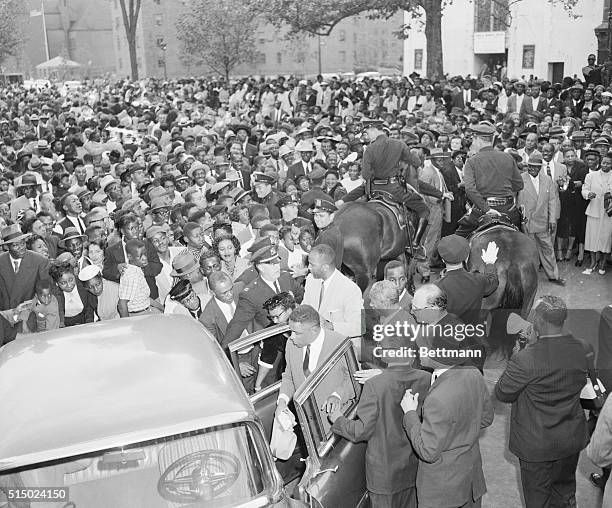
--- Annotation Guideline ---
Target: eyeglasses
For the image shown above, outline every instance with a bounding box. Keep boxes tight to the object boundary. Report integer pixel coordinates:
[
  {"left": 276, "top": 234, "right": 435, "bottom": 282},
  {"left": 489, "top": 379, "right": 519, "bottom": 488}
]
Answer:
[{"left": 410, "top": 304, "right": 432, "bottom": 312}]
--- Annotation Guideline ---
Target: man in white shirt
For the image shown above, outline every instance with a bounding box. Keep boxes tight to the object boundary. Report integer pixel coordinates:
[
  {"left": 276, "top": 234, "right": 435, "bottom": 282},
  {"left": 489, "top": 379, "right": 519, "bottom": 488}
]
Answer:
[
  {"left": 274, "top": 304, "right": 352, "bottom": 421},
  {"left": 303, "top": 244, "right": 363, "bottom": 337}
]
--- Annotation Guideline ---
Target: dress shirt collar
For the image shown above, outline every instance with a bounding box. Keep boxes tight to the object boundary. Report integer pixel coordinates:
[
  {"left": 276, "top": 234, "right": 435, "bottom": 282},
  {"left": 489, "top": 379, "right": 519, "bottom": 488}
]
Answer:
[
  {"left": 431, "top": 367, "right": 449, "bottom": 385},
  {"left": 304, "top": 327, "right": 326, "bottom": 367}
]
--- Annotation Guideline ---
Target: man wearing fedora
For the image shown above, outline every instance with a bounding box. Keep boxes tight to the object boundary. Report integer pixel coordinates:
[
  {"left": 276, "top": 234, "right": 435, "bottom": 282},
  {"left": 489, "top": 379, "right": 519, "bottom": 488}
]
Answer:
[
  {"left": 402, "top": 284, "right": 493, "bottom": 508},
  {"left": 517, "top": 154, "right": 565, "bottom": 285},
  {"left": 11, "top": 171, "right": 41, "bottom": 219},
  {"left": 0, "top": 224, "right": 50, "bottom": 344},
  {"left": 287, "top": 140, "right": 315, "bottom": 182}
]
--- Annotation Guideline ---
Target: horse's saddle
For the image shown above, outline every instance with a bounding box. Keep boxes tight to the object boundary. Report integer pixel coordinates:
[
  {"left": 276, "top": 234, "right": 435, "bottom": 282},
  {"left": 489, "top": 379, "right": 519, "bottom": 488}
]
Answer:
[
  {"left": 470, "top": 216, "right": 518, "bottom": 243},
  {"left": 369, "top": 192, "right": 407, "bottom": 230}
]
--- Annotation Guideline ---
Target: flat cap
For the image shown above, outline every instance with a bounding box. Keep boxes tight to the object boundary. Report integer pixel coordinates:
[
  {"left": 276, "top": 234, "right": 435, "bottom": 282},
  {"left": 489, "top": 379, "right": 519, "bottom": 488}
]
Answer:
[{"left": 437, "top": 234, "right": 470, "bottom": 264}]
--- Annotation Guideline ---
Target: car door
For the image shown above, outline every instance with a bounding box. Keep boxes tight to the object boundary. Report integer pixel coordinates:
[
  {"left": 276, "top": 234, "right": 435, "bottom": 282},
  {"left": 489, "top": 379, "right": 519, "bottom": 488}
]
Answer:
[{"left": 293, "top": 339, "right": 368, "bottom": 508}]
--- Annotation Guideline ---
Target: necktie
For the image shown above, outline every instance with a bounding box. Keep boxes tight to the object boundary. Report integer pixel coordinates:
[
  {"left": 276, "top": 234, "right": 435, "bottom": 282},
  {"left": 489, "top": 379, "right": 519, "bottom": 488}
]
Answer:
[
  {"left": 546, "top": 163, "right": 551, "bottom": 177},
  {"left": 318, "top": 281, "right": 325, "bottom": 310},
  {"left": 13, "top": 260, "right": 19, "bottom": 273},
  {"left": 431, "top": 373, "right": 438, "bottom": 386},
  {"left": 303, "top": 344, "right": 311, "bottom": 377},
  {"left": 31, "top": 198, "right": 37, "bottom": 211},
  {"left": 273, "top": 280, "right": 281, "bottom": 294}
]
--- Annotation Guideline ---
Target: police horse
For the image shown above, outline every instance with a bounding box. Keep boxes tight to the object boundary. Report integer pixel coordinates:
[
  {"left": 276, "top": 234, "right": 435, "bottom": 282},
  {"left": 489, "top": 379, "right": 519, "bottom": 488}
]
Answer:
[{"left": 335, "top": 185, "right": 539, "bottom": 359}]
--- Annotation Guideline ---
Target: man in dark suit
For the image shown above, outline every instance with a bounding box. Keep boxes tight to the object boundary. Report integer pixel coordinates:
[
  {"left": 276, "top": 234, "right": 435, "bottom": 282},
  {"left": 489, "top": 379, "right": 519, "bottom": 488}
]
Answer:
[
  {"left": 0, "top": 224, "right": 51, "bottom": 344},
  {"left": 286, "top": 140, "right": 315, "bottom": 182},
  {"left": 330, "top": 283, "right": 430, "bottom": 507},
  {"left": 275, "top": 304, "right": 351, "bottom": 420},
  {"left": 225, "top": 238, "right": 303, "bottom": 346},
  {"left": 235, "top": 124, "right": 258, "bottom": 164},
  {"left": 539, "top": 87, "right": 561, "bottom": 115},
  {"left": 403, "top": 283, "right": 493, "bottom": 508},
  {"left": 436, "top": 235, "right": 499, "bottom": 326},
  {"left": 495, "top": 295, "right": 589, "bottom": 508},
  {"left": 564, "top": 85, "right": 585, "bottom": 117},
  {"left": 441, "top": 150, "right": 467, "bottom": 235},
  {"left": 200, "top": 271, "right": 258, "bottom": 391},
  {"left": 452, "top": 81, "right": 477, "bottom": 111}
]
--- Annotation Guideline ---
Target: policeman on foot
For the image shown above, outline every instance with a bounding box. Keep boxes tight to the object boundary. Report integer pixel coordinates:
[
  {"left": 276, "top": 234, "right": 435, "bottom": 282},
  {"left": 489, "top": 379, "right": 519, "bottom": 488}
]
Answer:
[
  {"left": 343, "top": 119, "right": 430, "bottom": 260},
  {"left": 311, "top": 199, "right": 344, "bottom": 269},
  {"left": 456, "top": 123, "right": 524, "bottom": 237}
]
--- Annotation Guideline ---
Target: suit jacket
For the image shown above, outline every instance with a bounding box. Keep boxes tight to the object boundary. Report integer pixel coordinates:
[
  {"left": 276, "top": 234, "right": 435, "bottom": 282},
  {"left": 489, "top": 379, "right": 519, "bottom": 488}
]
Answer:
[
  {"left": 564, "top": 98, "right": 584, "bottom": 117},
  {"left": 286, "top": 160, "right": 309, "bottom": 183},
  {"left": 280, "top": 328, "right": 350, "bottom": 403},
  {"left": 451, "top": 89, "right": 477, "bottom": 110},
  {"left": 54, "top": 280, "right": 97, "bottom": 326},
  {"left": 224, "top": 273, "right": 303, "bottom": 344},
  {"left": 102, "top": 239, "right": 163, "bottom": 299},
  {"left": 517, "top": 171, "right": 557, "bottom": 233},
  {"left": 586, "top": 395, "right": 612, "bottom": 508},
  {"left": 200, "top": 296, "right": 254, "bottom": 349},
  {"left": 495, "top": 334, "right": 589, "bottom": 462},
  {"left": 403, "top": 366, "right": 493, "bottom": 507},
  {"left": 302, "top": 270, "right": 363, "bottom": 337},
  {"left": 440, "top": 162, "right": 466, "bottom": 234},
  {"left": 243, "top": 143, "right": 258, "bottom": 163},
  {"left": 545, "top": 160, "right": 567, "bottom": 220},
  {"left": 332, "top": 365, "right": 431, "bottom": 494},
  {"left": 0, "top": 251, "right": 50, "bottom": 343},
  {"left": 538, "top": 97, "right": 561, "bottom": 114},
  {"left": 44, "top": 235, "right": 59, "bottom": 259},
  {"left": 436, "top": 265, "right": 498, "bottom": 326}
]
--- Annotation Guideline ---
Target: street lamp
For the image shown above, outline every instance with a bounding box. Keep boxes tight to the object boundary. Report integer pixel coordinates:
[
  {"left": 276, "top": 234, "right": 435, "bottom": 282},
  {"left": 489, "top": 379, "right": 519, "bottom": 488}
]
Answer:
[{"left": 157, "top": 39, "right": 168, "bottom": 80}]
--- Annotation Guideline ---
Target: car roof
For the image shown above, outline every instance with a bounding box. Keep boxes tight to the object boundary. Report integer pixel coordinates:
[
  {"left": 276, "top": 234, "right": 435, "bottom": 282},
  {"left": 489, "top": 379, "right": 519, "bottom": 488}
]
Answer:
[{"left": 0, "top": 315, "right": 253, "bottom": 470}]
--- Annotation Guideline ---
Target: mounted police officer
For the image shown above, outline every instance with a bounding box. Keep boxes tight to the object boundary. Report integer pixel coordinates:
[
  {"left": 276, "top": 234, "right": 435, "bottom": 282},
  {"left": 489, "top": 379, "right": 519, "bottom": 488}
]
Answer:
[
  {"left": 343, "top": 119, "right": 430, "bottom": 260},
  {"left": 456, "top": 123, "right": 524, "bottom": 237}
]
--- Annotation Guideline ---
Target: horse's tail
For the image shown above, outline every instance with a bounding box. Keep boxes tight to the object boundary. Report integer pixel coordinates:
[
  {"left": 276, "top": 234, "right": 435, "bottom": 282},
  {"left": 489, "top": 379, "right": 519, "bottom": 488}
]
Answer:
[{"left": 501, "top": 263, "right": 524, "bottom": 310}]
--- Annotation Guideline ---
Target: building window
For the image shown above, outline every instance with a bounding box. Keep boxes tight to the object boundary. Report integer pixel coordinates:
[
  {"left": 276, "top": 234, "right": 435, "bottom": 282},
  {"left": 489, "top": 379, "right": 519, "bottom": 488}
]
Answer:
[
  {"left": 118, "top": 57, "right": 122, "bottom": 68},
  {"left": 115, "top": 17, "right": 121, "bottom": 29},
  {"left": 276, "top": 52, "right": 282, "bottom": 64},
  {"left": 156, "top": 37, "right": 164, "bottom": 46},
  {"left": 522, "top": 45, "right": 535, "bottom": 68},
  {"left": 474, "top": 0, "right": 509, "bottom": 32},
  {"left": 296, "top": 52, "right": 305, "bottom": 63},
  {"left": 339, "top": 50, "right": 346, "bottom": 62},
  {"left": 158, "top": 58, "right": 165, "bottom": 67},
  {"left": 258, "top": 32, "right": 265, "bottom": 44},
  {"left": 155, "top": 14, "right": 163, "bottom": 26},
  {"left": 339, "top": 30, "right": 345, "bottom": 42},
  {"left": 414, "top": 49, "right": 423, "bottom": 69}
]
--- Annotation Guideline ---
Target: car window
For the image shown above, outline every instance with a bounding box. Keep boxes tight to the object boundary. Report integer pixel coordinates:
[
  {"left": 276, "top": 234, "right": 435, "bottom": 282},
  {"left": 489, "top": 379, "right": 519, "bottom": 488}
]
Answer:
[
  {"left": 0, "top": 422, "right": 281, "bottom": 508},
  {"left": 228, "top": 324, "right": 290, "bottom": 389},
  {"left": 293, "top": 339, "right": 361, "bottom": 461}
]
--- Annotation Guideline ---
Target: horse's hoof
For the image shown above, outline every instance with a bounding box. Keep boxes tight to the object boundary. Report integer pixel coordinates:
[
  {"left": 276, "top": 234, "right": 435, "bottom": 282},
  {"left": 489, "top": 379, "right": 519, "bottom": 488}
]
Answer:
[{"left": 575, "top": 259, "right": 584, "bottom": 267}]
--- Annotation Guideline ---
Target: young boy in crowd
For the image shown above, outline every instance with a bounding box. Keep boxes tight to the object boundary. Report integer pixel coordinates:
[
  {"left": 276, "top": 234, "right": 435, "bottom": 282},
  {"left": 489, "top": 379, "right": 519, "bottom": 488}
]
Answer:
[
  {"left": 118, "top": 239, "right": 163, "bottom": 317},
  {"left": 32, "top": 279, "right": 61, "bottom": 332}
]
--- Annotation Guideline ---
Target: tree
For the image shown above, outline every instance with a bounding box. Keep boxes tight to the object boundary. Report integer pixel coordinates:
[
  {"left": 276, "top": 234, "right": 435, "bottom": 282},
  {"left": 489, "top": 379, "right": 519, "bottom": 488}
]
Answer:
[
  {"left": 176, "top": 0, "right": 260, "bottom": 83},
  {"left": 118, "top": 0, "right": 142, "bottom": 80},
  {"left": 260, "top": 0, "right": 579, "bottom": 79},
  {"left": 0, "top": 0, "right": 24, "bottom": 64}
]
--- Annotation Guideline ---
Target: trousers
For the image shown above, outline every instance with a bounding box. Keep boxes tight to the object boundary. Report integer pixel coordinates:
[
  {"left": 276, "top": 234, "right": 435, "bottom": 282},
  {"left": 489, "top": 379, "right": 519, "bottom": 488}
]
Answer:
[
  {"left": 528, "top": 232, "right": 559, "bottom": 280},
  {"left": 455, "top": 202, "right": 521, "bottom": 237},
  {"left": 371, "top": 182, "right": 430, "bottom": 219},
  {"left": 519, "top": 453, "right": 579, "bottom": 508}
]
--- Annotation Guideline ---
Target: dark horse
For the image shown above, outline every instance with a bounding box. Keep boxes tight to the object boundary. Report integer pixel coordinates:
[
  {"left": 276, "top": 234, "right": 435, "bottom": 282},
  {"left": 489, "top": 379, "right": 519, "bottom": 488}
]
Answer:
[
  {"left": 468, "top": 224, "right": 539, "bottom": 358},
  {"left": 335, "top": 200, "right": 413, "bottom": 292},
  {"left": 336, "top": 202, "right": 539, "bottom": 358}
]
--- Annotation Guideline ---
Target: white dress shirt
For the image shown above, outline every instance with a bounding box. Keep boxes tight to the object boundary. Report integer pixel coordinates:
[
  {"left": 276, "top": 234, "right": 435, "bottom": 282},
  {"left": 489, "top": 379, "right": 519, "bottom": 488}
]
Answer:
[
  {"left": 431, "top": 367, "right": 449, "bottom": 386},
  {"left": 529, "top": 174, "right": 540, "bottom": 195},
  {"left": 63, "top": 285, "right": 84, "bottom": 317}
]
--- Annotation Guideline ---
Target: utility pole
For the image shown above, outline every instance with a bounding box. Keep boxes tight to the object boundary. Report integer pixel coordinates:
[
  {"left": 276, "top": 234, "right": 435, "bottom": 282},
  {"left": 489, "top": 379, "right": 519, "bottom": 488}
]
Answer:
[
  {"left": 157, "top": 39, "right": 168, "bottom": 80},
  {"left": 317, "top": 35, "right": 322, "bottom": 75}
]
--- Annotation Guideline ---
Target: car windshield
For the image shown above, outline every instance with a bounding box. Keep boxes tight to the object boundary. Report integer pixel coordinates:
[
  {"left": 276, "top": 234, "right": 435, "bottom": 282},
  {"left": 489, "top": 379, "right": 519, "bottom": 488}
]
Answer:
[{"left": 0, "top": 422, "right": 274, "bottom": 508}]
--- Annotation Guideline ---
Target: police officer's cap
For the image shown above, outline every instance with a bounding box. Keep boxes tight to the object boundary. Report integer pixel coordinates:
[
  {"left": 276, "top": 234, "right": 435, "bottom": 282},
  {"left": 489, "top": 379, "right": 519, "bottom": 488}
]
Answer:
[
  {"left": 252, "top": 172, "right": 277, "bottom": 185},
  {"left": 437, "top": 235, "right": 470, "bottom": 264},
  {"left": 593, "top": 137, "right": 611, "bottom": 147},
  {"left": 169, "top": 279, "right": 194, "bottom": 301},
  {"left": 468, "top": 123, "right": 496, "bottom": 138},
  {"left": 311, "top": 199, "right": 337, "bottom": 214},
  {"left": 251, "top": 239, "right": 281, "bottom": 264},
  {"left": 583, "top": 148, "right": 602, "bottom": 158},
  {"left": 361, "top": 119, "right": 384, "bottom": 131}
]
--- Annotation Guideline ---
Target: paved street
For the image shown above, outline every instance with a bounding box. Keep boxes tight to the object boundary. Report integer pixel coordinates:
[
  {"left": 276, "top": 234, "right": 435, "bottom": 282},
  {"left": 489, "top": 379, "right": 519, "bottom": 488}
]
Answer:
[{"left": 477, "top": 261, "right": 611, "bottom": 508}]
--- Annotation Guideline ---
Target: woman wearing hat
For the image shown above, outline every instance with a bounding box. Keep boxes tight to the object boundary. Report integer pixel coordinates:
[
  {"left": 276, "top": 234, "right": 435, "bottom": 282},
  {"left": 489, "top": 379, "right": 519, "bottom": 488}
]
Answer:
[{"left": 49, "top": 259, "right": 97, "bottom": 327}]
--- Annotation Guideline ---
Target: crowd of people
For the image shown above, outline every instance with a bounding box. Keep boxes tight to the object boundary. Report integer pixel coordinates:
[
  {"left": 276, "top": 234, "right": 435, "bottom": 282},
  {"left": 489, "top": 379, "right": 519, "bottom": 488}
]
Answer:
[{"left": 0, "top": 52, "right": 611, "bottom": 506}]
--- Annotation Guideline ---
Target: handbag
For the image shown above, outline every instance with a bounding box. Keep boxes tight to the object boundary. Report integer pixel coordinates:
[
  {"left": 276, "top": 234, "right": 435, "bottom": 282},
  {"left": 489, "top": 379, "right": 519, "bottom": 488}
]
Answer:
[
  {"left": 270, "top": 408, "right": 297, "bottom": 460},
  {"left": 580, "top": 343, "right": 607, "bottom": 411}
]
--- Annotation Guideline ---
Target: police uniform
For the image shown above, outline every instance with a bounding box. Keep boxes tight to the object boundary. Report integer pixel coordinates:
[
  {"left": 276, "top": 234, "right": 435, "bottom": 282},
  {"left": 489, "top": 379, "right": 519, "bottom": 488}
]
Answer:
[
  {"left": 252, "top": 172, "right": 285, "bottom": 220},
  {"left": 344, "top": 119, "right": 429, "bottom": 260},
  {"left": 224, "top": 239, "right": 303, "bottom": 347},
  {"left": 276, "top": 195, "right": 313, "bottom": 229},
  {"left": 456, "top": 124, "right": 524, "bottom": 237},
  {"left": 311, "top": 199, "right": 344, "bottom": 269}
]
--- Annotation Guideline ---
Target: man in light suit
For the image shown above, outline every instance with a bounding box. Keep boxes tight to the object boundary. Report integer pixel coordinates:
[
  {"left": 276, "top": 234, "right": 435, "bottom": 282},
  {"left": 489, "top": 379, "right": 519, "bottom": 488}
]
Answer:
[
  {"left": 0, "top": 224, "right": 50, "bottom": 344},
  {"left": 402, "top": 284, "right": 493, "bottom": 508},
  {"left": 303, "top": 244, "right": 363, "bottom": 338},
  {"left": 517, "top": 154, "right": 565, "bottom": 285},
  {"left": 275, "top": 304, "right": 352, "bottom": 420},
  {"left": 286, "top": 140, "right": 315, "bottom": 182}
]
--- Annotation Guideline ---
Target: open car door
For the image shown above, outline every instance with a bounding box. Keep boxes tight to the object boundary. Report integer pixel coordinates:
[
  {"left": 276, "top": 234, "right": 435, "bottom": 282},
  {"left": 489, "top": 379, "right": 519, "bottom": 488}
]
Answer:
[{"left": 293, "top": 338, "right": 368, "bottom": 508}]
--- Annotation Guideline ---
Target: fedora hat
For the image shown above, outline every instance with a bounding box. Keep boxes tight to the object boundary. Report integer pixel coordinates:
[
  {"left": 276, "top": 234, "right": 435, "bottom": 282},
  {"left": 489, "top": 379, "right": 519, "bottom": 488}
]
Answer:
[
  {"left": 1, "top": 224, "right": 31, "bottom": 245},
  {"left": 15, "top": 172, "right": 40, "bottom": 189},
  {"left": 58, "top": 227, "right": 87, "bottom": 249},
  {"left": 99, "top": 174, "right": 117, "bottom": 192},
  {"left": 170, "top": 251, "right": 199, "bottom": 277}
]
